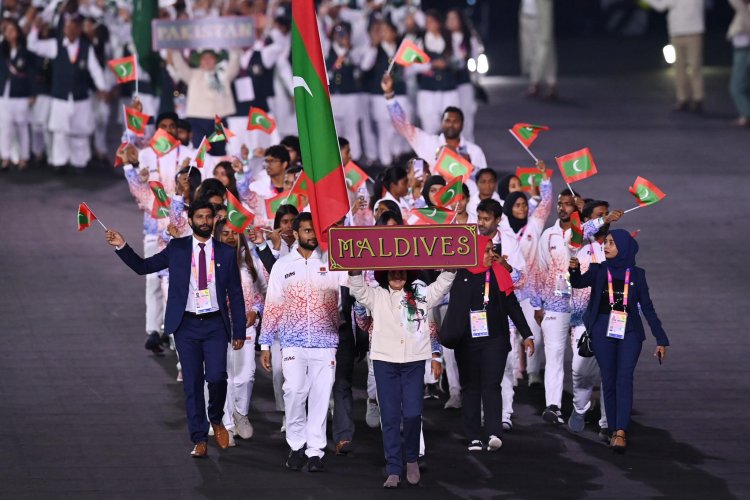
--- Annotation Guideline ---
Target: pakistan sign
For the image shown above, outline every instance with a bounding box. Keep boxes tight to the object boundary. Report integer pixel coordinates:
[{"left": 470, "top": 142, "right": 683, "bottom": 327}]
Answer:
[{"left": 152, "top": 17, "right": 255, "bottom": 50}]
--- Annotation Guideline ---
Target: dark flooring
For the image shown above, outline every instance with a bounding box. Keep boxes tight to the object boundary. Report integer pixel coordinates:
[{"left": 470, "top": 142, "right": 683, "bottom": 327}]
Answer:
[{"left": 1, "top": 55, "right": 748, "bottom": 499}]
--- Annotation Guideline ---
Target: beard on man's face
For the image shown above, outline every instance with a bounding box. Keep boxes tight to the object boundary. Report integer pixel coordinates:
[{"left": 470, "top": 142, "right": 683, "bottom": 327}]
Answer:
[
  {"left": 298, "top": 238, "right": 318, "bottom": 251},
  {"left": 191, "top": 222, "right": 213, "bottom": 238}
]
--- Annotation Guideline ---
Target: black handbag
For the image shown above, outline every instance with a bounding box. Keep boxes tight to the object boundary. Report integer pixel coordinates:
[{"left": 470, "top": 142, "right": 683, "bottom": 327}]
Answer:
[{"left": 577, "top": 330, "right": 594, "bottom": 358}]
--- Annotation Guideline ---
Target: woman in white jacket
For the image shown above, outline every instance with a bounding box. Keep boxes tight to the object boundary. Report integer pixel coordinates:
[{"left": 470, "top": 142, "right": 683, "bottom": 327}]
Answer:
[{"left": 348, "top": 268, "right": 455, "bottom": 489}]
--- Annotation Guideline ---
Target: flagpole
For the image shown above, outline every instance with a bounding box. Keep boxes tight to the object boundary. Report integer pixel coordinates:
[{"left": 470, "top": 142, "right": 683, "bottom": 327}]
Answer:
[
  {"left": 133, "top": 50, "right": 139, "bottom": 97},
  {"left": 508, "top": 129, "right": 539, "bottom": 163},
  {"left": 386, "top": 40, "right": 403, "bottom": 75},
  {"left": 624, "top": 205, "right": 643, "bottom": 214},
  {"left": 566, "top": 182, "right": 576, "bottom": 197}
]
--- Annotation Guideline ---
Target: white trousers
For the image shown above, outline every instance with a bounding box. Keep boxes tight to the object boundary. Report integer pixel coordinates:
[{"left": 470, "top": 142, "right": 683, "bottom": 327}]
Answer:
[
  {"left": 0, "top": 97, "right": 31, "bottom": 162},
  {"left": 282, "top": 346, "right": 336, "bottom": 458},
  {"left": 92, "top": 98, "right": 110, "bottom": 157},
  {"left": 456, "top": 83, "right": 477, "bottom": 143},
  {"left": 501, "top": 329, "right": 521, "bottom": 421},
  {"left": 271, "top": 339, "right": 284, "bottom": 412},
  {"left": 520, "top": 299, "right": 545, "bottom": 375},
  {"left": 519, "top": 14, "right": 557, "bottom": 86},
  {"left": 49, "top": 97, "right": 94, "bottom": 168},
  {"left": 143, "top": 238, "right": 165, "bottom": 334},
  {"left": 570, "top": 325, "right": 607, "bottom": 427},
  {"left": 416, "top": 89, "right": 459, "bottom": 135},
  {"left": 226, "top": 115, "right": 281, "bottom": 158},
  {"left": 369, "top": 94, "right": 411, "bottom": 166},
  {"left": 230, "top": 325, "right": 257, "bottom": 416},
  {"left": 359, "top": 93, "right": 377, "bottom": 162},
  {"left": 331, "top": 94, "right": 362, "bottom": 160},
  {"left": 540, "top": 311, "right": 571, "bottom": 408},
  {"left": 30, "top": 95, "right": 52, "bottom": 158}
]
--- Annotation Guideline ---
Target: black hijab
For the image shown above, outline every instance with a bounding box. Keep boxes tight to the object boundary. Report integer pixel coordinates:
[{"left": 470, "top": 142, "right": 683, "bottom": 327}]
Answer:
[
  {"left": 502, "top": 191, "right": 528, "bottom": 234},
  {"left": 497, "top": 174, "right": 518, "bottom": 202},
  {"left": 421, "top": 175, "right": 446, "bottom": 207}
]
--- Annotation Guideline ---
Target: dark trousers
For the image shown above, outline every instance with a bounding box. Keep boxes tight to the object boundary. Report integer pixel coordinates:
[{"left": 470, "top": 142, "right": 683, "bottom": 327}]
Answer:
[
  {"left": 332, "top": 324, "right": 355, "bottom": 443},
  {"left": 188, "top": 117, "right": 226, "bottom": 156},
  {"left": 173, "top": 315, "right": 228, "bottom": 444},
  {"left": 591, "top": 314, "right": 643, "bottom": 431},
  {"left": 373, "top": 360, "right": 425, "bottom": 476},
  {"left": 455, "top": 335, "right": 509, "bottom": 441}
]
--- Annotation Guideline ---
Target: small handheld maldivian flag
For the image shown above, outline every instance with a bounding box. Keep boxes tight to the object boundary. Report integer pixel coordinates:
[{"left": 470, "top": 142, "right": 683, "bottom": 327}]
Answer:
[
  {"left": 114, "top": 142, "right": 129, "bottom": 168},
  {"left": 194, "top": 136, "right": 211, "bottom": 168},
  {"left": 226, "top": 190, "right": 255, "bottom": 233},
  {"left": 149, "top": 180, "right": 170, "bottom": 219},
  {"left": 629, "top": 176, "right": 666, "bottom": 207},
  {"left": 393, "top": 39, "right": 431, "bottom": 67},
  {"left": 77, "top": 202, "right": 100, "bottom": 231},
  {"left": 516, "top": 166, "right": 553, "bottom": 191},
  {"left": 108, "top": 55, "right": 137, "bottom": 84},
  {"left": 511, "top": 123, "right": 550, "bottom": 148},
  {"left": 149, "top": 129, "right": 179, "bottom": 157},
  {"left": 556, "top": 147, "right": 598, "bottom": 184},
  {"left": 434, "top": 148, "right": 474, "bottom": 181},
  {"left": 247, "top": 107, "right": 276, "bottom": 134},
  {"left": 435, "top": 177, "right": 463, "bottom": 208},
  {"left": 344, "top": 161, "right": 368, "bottom": 192},
  {"left": 209, "top": 115, "right": 235, "bottom": 142},
  {"left": 569, "top": 211, "right": 584, "bottom": 249},
  {"left": 411, "top": 207, "right": 455, "bottom": 225},
  {"left": 290, "top": 171, "right": 311, "bottom": 198},
  {"left": 265, "top": 191, "right": 302, "bottom": 218},
  {"left": 123, "top": 105, "right": 150, "bottom": 136}
]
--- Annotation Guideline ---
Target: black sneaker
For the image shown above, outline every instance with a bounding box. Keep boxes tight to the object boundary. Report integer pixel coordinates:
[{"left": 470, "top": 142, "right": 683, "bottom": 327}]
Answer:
[
  {"left": 467, "top": 440, "right": 484, "bottom": 452},
  {"left": 307, "top": 456, "right": 326, "bottom": 472},
  {"left": 144, "top": 332, "right": 164, "bottom": 354},
  {"left": 285, "top": 448, "right": 306, "bottom": 471},
  {"left": 542, "top": 405, "right": 564, "bottom": 425},
  {"left": 423, "top": 383, "right": 440, "bottom": 400},
  {"left": 159, "top": 332, "right": 171, "bottom": 348}
]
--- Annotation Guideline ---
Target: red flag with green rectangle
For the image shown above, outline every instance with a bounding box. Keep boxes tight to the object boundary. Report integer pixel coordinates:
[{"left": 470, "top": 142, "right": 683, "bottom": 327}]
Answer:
[
  {"left": 265, "top": 191, "right": 302, "bottom": 218},
  {"left": 226, "top": 190, "right": 255, "bottom": 233},
  {"left": 511, "top": 123, "right": 550, "bottom": 148},
  {"left": 434, "top": 148, "right": 474, "bottom": 181},
  {"left": 516, "top": 166, "right": 553, "bottom": 191},
  {"left": 114, "top": 142, "right": 129, "bottom": 168},
  {"left": 556, "top": 147, "right": 598, "bottom": 184},
  {"left": 569, "top": 211, "right": 584, "bottom": 249},
  {"left": 292, "top": 0, "right": 350, "bottom": 251},
  {"left": 247, "top": 107, "right": 276, "bottom": 134},
  {"left": 394, "top": 39, "right": 431, "bottom": 66},
  {"left": 148, "top": 181, "right": 170, "bottom": 220},
  {"left": 209, "top": 115, "right": 235, "bottom": 142},
  {"left": 77, "top": 202, "right": 97, "bottom": 231},
  {"left": 108, "top": 55, "right": 137, "bottom": 84},
  {"left": 123, "top": 105, "right": 150, "bottom": 136},
  {"left": 435, "top": 177, "right": 463, "bottom": 208},
  {"left": 290, "top": 171, "right": 311, "bottom": 198},
  {"left": 149, "top": 129, "right": 178, "bottom": 157},
  {"left": 629, "top": 176, "right": 666, "bottom": 207},
  {"left": 195, "top": 136, "right": 211, "bottom": 168},
  {"left": 344, "top": 161, "right": 368, "bottom": 192},
  {"left": 411, "top": 207, "right": 455, "bottom": 225}
]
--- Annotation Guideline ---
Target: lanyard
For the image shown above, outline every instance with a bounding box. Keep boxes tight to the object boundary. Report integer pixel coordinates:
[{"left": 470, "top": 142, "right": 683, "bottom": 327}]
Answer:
[
  {"left": 589, "top": 242, "right": 599, "bottom": 264},
  {"left": 516, "top": 225, "right": 527, "bottom": 242},
  {"left": 482, "top": 270, "right": 491, "bottom": 307},
  {"left": 607, "top": 268, "right": 630, "bottom": 310},
  {"left": 191, "top": 244, "right": 215, "bottom": 289}
]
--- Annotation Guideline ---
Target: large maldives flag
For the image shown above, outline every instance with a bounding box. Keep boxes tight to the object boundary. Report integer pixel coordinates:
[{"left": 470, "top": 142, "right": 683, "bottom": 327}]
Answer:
[{"left": 292, "top": 0, "right": 350, "bottom": 251}]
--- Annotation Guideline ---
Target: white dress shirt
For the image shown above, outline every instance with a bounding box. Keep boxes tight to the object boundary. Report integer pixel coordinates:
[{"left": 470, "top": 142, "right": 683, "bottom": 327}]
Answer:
[{"left": 185, "top": 237, "right": 220, "bottom": 314}]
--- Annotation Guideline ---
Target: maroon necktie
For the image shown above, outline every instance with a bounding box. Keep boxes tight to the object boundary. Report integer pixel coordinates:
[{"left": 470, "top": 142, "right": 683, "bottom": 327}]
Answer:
[{"left": 198, "top": 243, "right": 207, "bottom": 290}]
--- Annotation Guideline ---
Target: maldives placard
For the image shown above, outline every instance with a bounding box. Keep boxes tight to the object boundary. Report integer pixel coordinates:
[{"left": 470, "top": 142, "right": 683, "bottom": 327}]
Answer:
[{"left": 328, "top": 224, "right": 478, "bottom": 271}]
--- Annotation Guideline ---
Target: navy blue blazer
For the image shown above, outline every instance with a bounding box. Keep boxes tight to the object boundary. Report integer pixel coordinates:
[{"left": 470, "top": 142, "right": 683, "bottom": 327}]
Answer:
[
  {"left": 116, "top": 236, "right": 246, "bottom": 340},
  {"left": 569, "top": 264, "right": 669, "bottom": 346}
]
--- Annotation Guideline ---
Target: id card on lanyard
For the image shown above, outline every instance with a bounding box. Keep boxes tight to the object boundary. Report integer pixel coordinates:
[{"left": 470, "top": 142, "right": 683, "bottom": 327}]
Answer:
[
  {"left": 191, "top": 246, "right": 215, "bottom": 314},
  {"left": 469, "top": 271, "right": 491, "bottom": 338},
  {"left": 606, "top": 268, "right": 630, "bottom": 340}
]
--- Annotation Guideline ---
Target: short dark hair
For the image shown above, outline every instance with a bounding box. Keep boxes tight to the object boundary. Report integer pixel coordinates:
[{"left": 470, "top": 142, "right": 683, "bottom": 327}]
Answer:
[
  {"left": 477, "top": 199, "right": 503, "bottom": 219},
  {"left": 176, "top": 119, "right": 191, "bottom": 132},
  {"left": 338, "top": 136, "right": 349, "bottom": 148},
  {"left": 582, "top": 200, "right": 609, "bottom": 221},
  {"left": 476, "top": 168, "right": 497, "bottom": 182},
  {"left": 376, "top": 211, "right": 402, "bottom": 226},
  {"left": 461, "top": 184, "right": 470, "bottom": 197},
  {"left": 274, "top": 204, "right": 300, "bottom": 229},
  {"left": 293, "top": 212, "right": 313, "bottom": 232},
  {"left": 265, "top": 144, "right": 291, "bottom": 165},
  {"left": 280, "top": 135, "right": 300, "bottom": 157},
  {"left": 155, "top": 111, "right": 178, "bottom": 128},
  {"left": 559, "top": 188, "right": 576, "bottom": 198},
  {"left": 188, "top": 199, "right": 216, "bottom": 219},
  {"left": 375, "top": 199, "right": 401, "bottom": 218},
  {"left": 383, "top": 166, "right": 408, "bottom": 190},
  {"left": 442, "top": 106, "right": 464, "bottom": 124}
]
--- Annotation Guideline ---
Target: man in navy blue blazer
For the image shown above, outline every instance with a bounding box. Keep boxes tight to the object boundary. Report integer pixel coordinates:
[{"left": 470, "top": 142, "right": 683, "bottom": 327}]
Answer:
[{"left": 106, "top": 200, "right": 246, "bottom": 458}]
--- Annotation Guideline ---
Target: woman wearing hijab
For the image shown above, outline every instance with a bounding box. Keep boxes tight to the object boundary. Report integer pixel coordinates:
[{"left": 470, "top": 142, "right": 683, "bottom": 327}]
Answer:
[
  {"left": 440, "top": 236, "right": 535, "bottom": 451},
  {"left": 498, "top": 172, "right": 543, "bottom": 217},
  {"left": 569, "top": 229, "right": 669, "bottom": 453}
]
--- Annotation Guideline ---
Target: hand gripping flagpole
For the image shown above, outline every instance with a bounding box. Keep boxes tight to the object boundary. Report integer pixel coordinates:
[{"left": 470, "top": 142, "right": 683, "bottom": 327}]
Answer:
[
  {"left": 624, "top": 205, "right": 643, "bottom": 214},
  {"left": 508, "top": 129, "right": 539, "bottom": 163}
]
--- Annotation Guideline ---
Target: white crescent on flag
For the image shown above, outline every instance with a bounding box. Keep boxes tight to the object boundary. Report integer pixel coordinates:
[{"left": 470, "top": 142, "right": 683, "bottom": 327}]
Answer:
[
  {"left": 228, "top": 209, "right": 240, "bottom": 223},
  {"left": 445, "top": 188, "right": 456, "bottom": 198},
  {"left": 426, "top": 208, "right": 436, "bottom": 217},
  {"left": 572, "top": 160, "right": 583, "bottom": 172},
  {"left": 640, "top": 187, "right": 651, "bottom": 200},
  {"left": 448, "top": 162, "right": 462, "bottom": 175},
  {"left": 117, "top": 65, "right": 129, "bottom": 77},
  {"left": 292, "top": 76, "right": 313, "bottom": 97}
]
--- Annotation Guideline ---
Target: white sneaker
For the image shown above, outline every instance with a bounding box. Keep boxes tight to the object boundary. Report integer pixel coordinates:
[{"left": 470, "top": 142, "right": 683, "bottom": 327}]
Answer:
[
  {"left": 365, "top": 399, "right": 380, "bottom": 428},
  {"left": 444, "top": 394, "right": 462, "bottom": 409},
  {"left": 227, "top": 432, "right": 236, "bottom": 447},
  {"left": 233, "top": 409, "right": 254, "bottom": 439},
  {"left": 280, "top": 415, "right": 286, "bottom": 433},
  {"left": 487, "top": 435, "right": 503, "bottom": 451}
]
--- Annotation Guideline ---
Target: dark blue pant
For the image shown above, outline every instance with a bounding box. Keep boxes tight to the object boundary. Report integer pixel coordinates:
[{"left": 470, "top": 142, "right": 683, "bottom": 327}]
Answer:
[
  {"left": 373, "top": 360, "right": 425, "bottom": 476},
  {"left": 332, "top": 324, "right": 355, "bottom": 443},
  {"left": 591, "top": 314, "right": 643, "bottom": 432},
  {"left": 174, "top": 315, "right": 228, "bottom": 443},
  {"left": 188, "top": 117, "right": 226, "bottom": 156}
]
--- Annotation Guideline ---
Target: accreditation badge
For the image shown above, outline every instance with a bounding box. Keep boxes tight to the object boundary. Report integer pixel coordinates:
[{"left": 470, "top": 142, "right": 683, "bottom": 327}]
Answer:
[
  {"left": 469, "top": 310, "right": 489, "bottom": 338},
  {"left": 554, "top": 273, "right": 572, "bottom": 297},
  {"left": 606, "top": 310, "right": 627, "bottom": 340},
  {"left": 194, "top": 289, "right": 213, "bottom": 314}
]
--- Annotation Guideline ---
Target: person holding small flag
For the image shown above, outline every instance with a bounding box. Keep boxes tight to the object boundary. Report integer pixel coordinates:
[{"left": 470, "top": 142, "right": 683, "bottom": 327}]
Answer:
[
  {"left": 569, "top": 229, "right": 669, "bottom": 453},
  {"left": 104, "top": 200, "right": 247, "bottom": 458}
]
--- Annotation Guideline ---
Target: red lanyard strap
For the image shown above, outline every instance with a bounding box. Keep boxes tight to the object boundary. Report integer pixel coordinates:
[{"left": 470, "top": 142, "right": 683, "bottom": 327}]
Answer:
[{"left": 607, "top": 268, "right": 630, "bottom": 309}]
